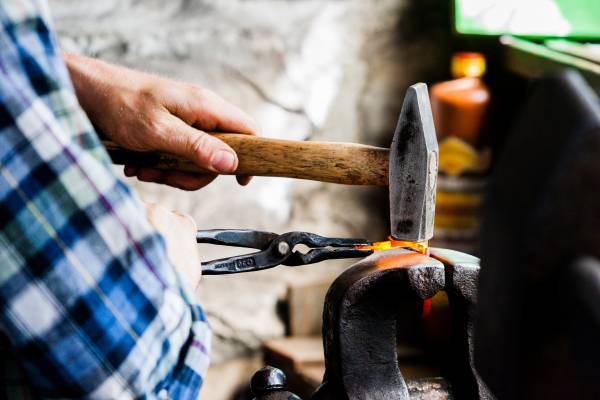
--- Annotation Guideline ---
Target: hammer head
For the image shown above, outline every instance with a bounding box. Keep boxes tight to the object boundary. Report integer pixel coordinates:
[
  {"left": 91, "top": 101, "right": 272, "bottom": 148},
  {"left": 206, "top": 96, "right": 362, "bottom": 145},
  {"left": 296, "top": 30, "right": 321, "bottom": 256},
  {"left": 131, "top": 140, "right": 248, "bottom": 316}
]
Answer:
[{"left": 389, "top": 83, "right": 438, "bottom": 242}]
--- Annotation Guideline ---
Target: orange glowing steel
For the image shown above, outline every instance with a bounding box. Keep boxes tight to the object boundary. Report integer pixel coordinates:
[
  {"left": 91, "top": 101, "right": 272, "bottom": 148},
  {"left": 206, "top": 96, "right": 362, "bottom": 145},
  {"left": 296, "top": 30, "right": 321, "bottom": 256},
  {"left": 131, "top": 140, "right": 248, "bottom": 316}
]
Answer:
[
  {"left": 356, "top": 237, "right": 428, "bottom": 255},
  {"left": 357, "top": 238, "right": 433, "bottom": 319},
  {"left": 422, "top": 298, "right": 433, "bottom": 319}
]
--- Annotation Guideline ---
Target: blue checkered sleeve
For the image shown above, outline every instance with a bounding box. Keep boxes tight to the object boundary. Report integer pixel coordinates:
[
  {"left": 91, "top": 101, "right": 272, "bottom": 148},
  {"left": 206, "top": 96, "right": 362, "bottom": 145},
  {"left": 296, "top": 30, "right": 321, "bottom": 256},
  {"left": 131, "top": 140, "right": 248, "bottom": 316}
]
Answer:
[{"left": 0, "top": 1, "right": 210, "bottom": 398}]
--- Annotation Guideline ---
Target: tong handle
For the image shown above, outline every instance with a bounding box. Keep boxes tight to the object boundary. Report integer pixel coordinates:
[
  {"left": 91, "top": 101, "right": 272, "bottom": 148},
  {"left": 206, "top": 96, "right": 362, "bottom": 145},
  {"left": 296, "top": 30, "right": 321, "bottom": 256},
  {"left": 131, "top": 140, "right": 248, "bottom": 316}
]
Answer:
[
  {"left": 196, "top": 229, "right": 278, "bottom": 249},
  {"left": 201, "top": 251, "right": 280, "bottom": 275},
  {"left": 199, "top": 229, "right": 288, "bottom": 275}
]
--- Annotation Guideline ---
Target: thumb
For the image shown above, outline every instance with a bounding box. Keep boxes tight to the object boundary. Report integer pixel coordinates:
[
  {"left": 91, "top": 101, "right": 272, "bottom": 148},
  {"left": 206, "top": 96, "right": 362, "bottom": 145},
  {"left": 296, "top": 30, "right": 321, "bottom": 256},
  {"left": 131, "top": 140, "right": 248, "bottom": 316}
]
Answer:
[{"left": 158, "top": 115, "right": 239, "bottom": 173}]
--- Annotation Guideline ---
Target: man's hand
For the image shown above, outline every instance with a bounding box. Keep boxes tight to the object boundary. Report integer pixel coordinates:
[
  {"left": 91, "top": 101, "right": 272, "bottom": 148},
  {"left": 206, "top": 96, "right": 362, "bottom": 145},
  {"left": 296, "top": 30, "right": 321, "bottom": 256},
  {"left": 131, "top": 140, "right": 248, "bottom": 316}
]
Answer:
[
  {"left": 64, "top": 52, "right": 258, "bottom": 190},
  {"left": 145, "top": 202, "right": 202, "bottom": 290}
]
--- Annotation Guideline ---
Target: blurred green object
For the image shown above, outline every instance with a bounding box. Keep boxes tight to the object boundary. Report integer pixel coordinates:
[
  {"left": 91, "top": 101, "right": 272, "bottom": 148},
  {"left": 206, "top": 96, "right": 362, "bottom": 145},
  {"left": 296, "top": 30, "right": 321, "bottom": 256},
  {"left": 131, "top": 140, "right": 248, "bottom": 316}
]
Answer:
[
  {"left": 501, "top": 36, "right": 600, "bottom": 94},
  {"left": 455, "top": 0, "right": 600, "bottom": 38}
]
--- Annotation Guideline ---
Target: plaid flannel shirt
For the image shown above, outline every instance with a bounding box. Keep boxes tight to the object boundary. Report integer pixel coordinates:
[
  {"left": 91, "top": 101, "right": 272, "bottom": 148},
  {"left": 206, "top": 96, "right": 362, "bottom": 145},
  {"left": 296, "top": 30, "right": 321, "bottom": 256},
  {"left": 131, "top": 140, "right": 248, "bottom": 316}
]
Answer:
[{"left": 0, "top": 1, "right": 210, "bottom": 398}]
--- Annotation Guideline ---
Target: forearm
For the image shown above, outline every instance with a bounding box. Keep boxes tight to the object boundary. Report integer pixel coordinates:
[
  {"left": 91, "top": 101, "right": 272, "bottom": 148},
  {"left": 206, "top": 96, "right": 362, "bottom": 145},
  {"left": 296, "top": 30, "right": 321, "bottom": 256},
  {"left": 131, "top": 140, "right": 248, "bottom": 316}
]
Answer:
[
  {"left": 63, "top": 52, "right": 107, "bottom": 113},
  {"left": 63, "top": 52, "right": 146, "bottom": 141}
]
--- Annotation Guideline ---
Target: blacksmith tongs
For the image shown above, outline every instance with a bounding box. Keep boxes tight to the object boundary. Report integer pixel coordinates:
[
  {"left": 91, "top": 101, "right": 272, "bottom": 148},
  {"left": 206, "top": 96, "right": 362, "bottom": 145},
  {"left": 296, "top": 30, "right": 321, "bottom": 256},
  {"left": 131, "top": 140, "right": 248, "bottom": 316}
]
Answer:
[{"left": 197, "top": 229, "right": 374, "bottom": 275}]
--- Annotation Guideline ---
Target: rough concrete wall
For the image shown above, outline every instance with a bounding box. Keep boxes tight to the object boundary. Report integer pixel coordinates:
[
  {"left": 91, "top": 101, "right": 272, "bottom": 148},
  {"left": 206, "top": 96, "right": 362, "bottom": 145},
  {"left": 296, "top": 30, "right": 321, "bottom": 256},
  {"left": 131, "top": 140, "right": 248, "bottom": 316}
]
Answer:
[{"left": 48, "top": 0, "right": 448, "bottom": 397}]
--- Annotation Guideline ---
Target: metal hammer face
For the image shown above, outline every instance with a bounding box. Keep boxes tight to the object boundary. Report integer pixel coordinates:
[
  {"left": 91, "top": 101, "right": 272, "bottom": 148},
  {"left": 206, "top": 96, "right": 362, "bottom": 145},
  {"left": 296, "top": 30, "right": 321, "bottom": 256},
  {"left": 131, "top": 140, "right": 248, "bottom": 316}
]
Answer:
[{"left": 389, "top": 83, "right": 438, "bottom": 242}]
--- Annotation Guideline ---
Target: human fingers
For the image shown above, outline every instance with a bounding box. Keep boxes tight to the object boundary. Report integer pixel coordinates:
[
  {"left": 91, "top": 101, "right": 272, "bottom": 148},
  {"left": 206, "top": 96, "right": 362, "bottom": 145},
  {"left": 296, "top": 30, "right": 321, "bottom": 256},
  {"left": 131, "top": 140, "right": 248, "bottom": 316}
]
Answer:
[
  {"left": 236, "top": 175, "right": 253, "bottom": 186},
  {"left": 160, "top": 171, "right": 218, "bottom": 191},
  {"left": 166, "top": 86, "right": 260, "bottom": 184},
  {"left": 124, "top": 165, "right": 138, "bottom": 177},
  {"left": 129, "top": 167, "right": 218, "bottom": 191},
  {"left": 144, "top": 202, "right": 202, "bottom": 285},
  {"left": 136, "top": 168, "right": 167, "bottom": 184},
  {"left": 150, "top": 114, "right": 239, "bottom": 174},
  {"left": 165, "top": 85, "right": 260, "bottom": 136}
]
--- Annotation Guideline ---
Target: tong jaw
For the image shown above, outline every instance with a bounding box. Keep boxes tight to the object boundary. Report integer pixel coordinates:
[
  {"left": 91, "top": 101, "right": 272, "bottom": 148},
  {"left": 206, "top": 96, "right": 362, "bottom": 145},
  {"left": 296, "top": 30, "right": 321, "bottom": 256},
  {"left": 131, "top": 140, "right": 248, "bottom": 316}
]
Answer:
[
  {"left": 282, "top": 232, "right": 372, "bottom": 266},
  {"left": 197, "top": 230, "right": 372, "bottom": 275}
]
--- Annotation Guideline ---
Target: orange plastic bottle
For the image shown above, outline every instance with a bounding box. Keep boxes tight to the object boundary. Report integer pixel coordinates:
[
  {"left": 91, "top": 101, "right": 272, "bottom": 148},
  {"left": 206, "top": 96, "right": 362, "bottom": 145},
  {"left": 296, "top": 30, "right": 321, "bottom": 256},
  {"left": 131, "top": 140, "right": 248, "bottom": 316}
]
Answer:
[
  {"left": 429, "top": 53, "right": 491, "bottom": 254},
  {"left": 431, "top": 52, "right": 490, "bottom": 147}
]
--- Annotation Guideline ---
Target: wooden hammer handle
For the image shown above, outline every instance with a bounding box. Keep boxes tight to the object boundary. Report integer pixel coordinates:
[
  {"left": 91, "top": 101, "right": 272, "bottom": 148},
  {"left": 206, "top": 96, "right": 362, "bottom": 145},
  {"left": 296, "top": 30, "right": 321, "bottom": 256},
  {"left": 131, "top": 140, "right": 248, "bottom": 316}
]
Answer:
[{"left": 103, "top": 134, "right": 389, "bottom": 186}]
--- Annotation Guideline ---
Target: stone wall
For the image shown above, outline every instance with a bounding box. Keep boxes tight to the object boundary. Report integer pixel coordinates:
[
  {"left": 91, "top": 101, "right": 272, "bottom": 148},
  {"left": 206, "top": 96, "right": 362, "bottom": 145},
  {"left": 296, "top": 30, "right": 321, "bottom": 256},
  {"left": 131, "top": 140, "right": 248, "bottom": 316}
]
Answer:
[{"left": 49, "top": 0, "right": 449, "bottom": 397}]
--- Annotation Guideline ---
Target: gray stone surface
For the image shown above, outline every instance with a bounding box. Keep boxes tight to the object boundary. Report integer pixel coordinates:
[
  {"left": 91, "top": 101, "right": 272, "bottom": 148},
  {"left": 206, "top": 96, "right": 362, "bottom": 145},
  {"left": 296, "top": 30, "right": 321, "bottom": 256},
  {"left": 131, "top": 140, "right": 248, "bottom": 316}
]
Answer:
[{"left": 49, "top": 0, "right": 448, "bottom": 379}]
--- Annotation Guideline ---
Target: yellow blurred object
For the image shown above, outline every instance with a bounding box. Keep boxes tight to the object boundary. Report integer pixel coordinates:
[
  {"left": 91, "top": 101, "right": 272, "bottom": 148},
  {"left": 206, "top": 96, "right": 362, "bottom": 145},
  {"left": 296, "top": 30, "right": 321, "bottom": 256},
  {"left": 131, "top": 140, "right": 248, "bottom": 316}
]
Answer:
[
  {"left": 436, "top": 190, "right": 483, "bottom": 209},
  {"left": 438, "top": 136, "right": 491, "bottom": 176},
  {"left": 435, "top": 186, "right": 484, "bottom": 230},
  {"left": 451, "top": 52, "right": 486, "bottom": 78},
  {"left": 434, "top": 214, "right": 480, "bottom": 230}
]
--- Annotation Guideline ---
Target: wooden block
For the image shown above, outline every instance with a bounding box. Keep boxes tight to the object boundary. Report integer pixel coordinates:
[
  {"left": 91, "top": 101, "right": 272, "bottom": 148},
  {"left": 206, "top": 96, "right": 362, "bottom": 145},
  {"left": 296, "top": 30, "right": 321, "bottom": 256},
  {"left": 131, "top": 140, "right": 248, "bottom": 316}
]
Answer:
[
  {"left": 263, "top": 336, "right": 324, "bottom": 371},
  {"left": 286, "top": 279, "right": 332, "bottom": 336}
]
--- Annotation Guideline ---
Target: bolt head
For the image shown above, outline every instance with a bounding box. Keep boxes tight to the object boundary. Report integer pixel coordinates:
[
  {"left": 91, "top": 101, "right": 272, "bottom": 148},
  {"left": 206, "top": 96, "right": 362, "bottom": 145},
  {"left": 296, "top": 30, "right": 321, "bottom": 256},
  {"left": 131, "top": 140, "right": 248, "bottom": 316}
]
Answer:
[
  {"left": 277, "top": 241, "right": 290, "bottom": 255},
  {"left": 250, "top": 366, "right": 287, "bottom": 395}
]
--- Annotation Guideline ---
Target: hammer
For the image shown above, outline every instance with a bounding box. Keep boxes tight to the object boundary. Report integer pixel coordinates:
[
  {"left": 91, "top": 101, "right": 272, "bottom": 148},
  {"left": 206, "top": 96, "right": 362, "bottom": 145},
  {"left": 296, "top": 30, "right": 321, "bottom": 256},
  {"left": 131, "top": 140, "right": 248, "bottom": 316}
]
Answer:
[{"left": 104, "top": 83, "right": 438, "bottom": 243}]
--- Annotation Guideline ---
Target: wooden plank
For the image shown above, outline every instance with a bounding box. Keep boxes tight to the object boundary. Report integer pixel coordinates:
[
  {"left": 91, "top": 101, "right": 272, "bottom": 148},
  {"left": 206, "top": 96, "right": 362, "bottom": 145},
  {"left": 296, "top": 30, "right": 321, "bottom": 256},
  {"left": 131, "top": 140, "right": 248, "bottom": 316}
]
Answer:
[
  {"left": 263, "top": 336, "right": 324, "bottom": 371},
  {"left": 286, "top": 279, "right": 332, "bottom": 336}
]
